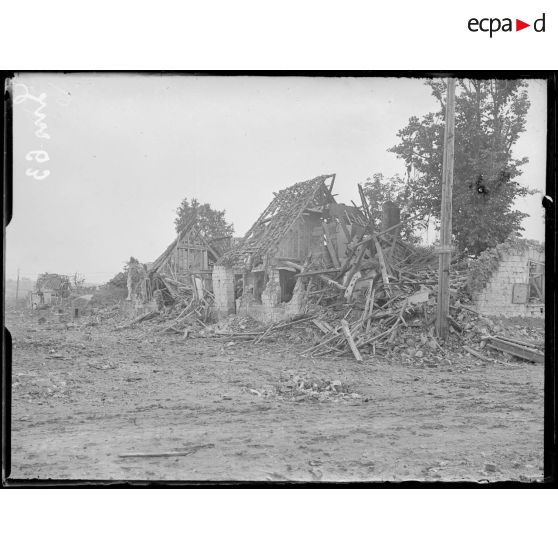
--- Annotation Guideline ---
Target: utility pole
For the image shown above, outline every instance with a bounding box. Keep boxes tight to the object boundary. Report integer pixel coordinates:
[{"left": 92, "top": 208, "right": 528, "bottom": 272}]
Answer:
[
  {"left": 436, "top": 77, "right": 456, "bottom": 340},
  {"left": 16, "top": 268, "right": 20, "bottom": 302}
]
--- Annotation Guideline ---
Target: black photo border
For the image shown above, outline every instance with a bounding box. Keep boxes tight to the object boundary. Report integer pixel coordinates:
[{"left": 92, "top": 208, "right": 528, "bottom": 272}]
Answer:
[{"left": 2, "top": 70, "right": 556, "bottom": 488}]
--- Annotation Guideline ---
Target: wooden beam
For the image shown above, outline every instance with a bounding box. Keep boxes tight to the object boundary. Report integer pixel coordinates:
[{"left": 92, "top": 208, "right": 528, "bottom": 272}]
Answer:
[
  {"left": 294, "top": 268, "right": 341, "bottom": 277},
  {"left": 118, "top": 444, "right": 214, "bottom": 458},
  {"left": 328, "top": 173, "right": 336, "bottom": 194},
  {"left": 303, "top": 207, "right": 325, "bottom": 215},
  {"left": 373, "top": 237, "right": 392, "bottom": 296},
  {"left": 341, "top": 319, "right": 363, "bottom": 362},
  {"left": 486, "top": 336, "right": 544, "bottom": 364},
  {"left": 358, "top": 184, "right": 372, "bottom": 221},
  {"left": 322, "top": 222, "right": 341, "bottom": 267},
  {"left": 312, "top": 319, "right": 333, "bottom": 334},
  {"left": 344, "top": 271, "right": 362, "bottom": 302},
  {"left": 283, "top": 260, "right": 345, "bottom": 290},
  {"left": 342, "top": 244, "right": 367, "bottom": 287}
]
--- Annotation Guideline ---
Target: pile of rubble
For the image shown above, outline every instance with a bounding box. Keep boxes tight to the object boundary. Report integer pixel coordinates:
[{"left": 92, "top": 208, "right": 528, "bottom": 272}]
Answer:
[
  {"left": 114, "top": 291, "right": 214, "bottom": 337},
  {"left": 112, "top": 185, "right": 543, "bottom": 366},
  {"left": 244, "top": 374, "right": 364, "bottom": 403},
  {"left": 199, "top": 315, "right": 264, "bottom": 337},
  {"left": 132, "top": 250, "right": 543, "bottom": 367}
]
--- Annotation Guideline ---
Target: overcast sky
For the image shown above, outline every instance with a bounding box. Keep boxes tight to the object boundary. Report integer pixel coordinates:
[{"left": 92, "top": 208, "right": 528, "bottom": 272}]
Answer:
[{"left": 6, "top": 74, "right": 546, "bottom": 284}]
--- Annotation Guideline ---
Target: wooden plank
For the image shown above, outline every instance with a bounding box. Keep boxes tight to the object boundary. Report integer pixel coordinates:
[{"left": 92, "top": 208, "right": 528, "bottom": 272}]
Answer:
[
  {"left": 294, "top": 268, "right": 341, "bottom": 277},
  {"left": 322, "top": 222, "right": 341, "bottom": 267},
  {"left": 312, "top": 319, "right": 333, "bottom": 334},
  {"left": 335, "top": 222, "right": 350, "bottom": 264},
  {"left": 358, "top": 184, "right": 372, "bottom": 221},
  {"left": 364, "top": 279, "right": 375, "bottom": 333},
  {"left": 492, "top": 334, "right": 544, "bottom": 349},
  {"left": 389, "top": 228, "right": 399, "bottom": 259},
  {"left": 529, "top": 276, "right": 544, "bottom": 300},
  {"left": 283, "top": 260, "right": 345, "bottom": 290},
  {"left": 341, "top": 319, "right": 363, "bottom": 362},
  {"left": 373, "top": 237, "right": 392, "bottom": 296},
  {"left": 486, "top": 337, "right": 544, "bottom": 364},
  {"left": 342, "top": 244, "right": 366, "bottom": 287},
  {"left": 344, "top": 271, "right": 362, "bottom": 302},
  {"left": 118, "top": 444, "right": 215, "bottom": 458},
  {"left": 363, "top": 278, "right": 375, "bottom": 315}
]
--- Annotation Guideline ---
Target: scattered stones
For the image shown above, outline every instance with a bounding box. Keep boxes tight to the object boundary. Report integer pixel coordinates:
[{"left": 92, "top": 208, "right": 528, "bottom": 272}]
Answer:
[{"left": 244, "top": 374, "right": 362, "bottom": 403}]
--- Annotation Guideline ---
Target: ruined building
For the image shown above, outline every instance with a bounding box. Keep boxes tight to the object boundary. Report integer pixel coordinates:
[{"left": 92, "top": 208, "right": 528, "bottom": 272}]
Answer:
[
  {"left": 28, "top": 273, "right": 71, "bottom": 308},
  {"left": 469, "top": 238, "right": 545, "bottom": 318},
  {"left": 212, "top": 174, "right": 371, "bottom": 322},
  {"left": 127, "top": 216, "right": 232, "bottom": 308}
]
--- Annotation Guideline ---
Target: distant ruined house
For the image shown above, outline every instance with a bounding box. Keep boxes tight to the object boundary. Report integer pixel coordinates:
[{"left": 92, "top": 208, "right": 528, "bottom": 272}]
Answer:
[
  {"left": 127, "top": 216, "right": 233, "bottom": 305},
  {"left": 29, "top": 273, "right": 71, "bottom": 308}
]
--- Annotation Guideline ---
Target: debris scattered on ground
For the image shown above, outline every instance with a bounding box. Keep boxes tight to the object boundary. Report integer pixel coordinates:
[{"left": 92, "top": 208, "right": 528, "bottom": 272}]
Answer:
[
  {"left": 243, "top": 374, "right": 364, "bottom": 403},
  {"left": 483, "top": 335, "right": 544, "bottom": 363},
  {"left": 118, "top": 444, "right": 215, "bottom": 459},
  {"left": 7, "top": 306, "right": 544, "bottom": 481}
]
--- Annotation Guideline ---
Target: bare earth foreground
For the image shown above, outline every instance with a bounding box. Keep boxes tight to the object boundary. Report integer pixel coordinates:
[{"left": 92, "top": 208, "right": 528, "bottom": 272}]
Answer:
[{"left": 7, "top": 310, "right": 543, "bottom": 483}]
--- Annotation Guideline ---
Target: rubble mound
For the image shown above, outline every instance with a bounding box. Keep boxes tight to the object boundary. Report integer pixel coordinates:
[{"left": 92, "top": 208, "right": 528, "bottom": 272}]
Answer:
[
  {"left": 244, "top": 374, "right": 363, "bottom": 403},
  {"left": 204, "top": 315, "right": 264, "bottom": 335}
]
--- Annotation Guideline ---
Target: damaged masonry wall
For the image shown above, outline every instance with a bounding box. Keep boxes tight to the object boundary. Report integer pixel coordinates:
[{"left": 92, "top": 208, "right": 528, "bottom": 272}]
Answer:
[
  {"left": 213, "top": 264, "right": 309, "bottom": 323},
  {"left": 213, "top": 265, "right": 236, "bottom": 316},
  {"left": 471, "top": 242, "right": 544, "bottom": 318}
]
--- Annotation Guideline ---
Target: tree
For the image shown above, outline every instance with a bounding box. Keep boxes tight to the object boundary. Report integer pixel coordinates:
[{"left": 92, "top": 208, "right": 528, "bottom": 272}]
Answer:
[
  {"left": 389, "top": 79, "right": 534, "bottom": 255},
  {"left": 174, "top": 198, "right": 234, "bottom": 240},
  {"left": 359, "top": 173, "right": 422, "bottom": 243},
  {"left": 72, "top": 272, "right": 86, "bottom": 291}
]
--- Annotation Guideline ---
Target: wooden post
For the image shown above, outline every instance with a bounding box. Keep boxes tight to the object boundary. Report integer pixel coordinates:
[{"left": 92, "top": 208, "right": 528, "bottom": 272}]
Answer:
[
  {"left": 341, "top": 319, "right": 363, "bottom": 362},
  {"left": 436, "top": 77, "right": 456, "bottom": 339},
  {"left": 373, "top": 237, "right": 392, "bottom": 296},
  {"left": 322, "top": 222, "right": 341, "bottom": 267}
]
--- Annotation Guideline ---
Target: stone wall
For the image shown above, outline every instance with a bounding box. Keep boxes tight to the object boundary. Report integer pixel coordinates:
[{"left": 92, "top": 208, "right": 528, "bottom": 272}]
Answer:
[
  {"left": 236, "top": 269, "right": 307, "bottom": 323},
  {"left": 212, "top": 265, "right": 236, "bottom": 317},
  {"left": 471, "top": 245, "right": 544, "bottom": 317}
]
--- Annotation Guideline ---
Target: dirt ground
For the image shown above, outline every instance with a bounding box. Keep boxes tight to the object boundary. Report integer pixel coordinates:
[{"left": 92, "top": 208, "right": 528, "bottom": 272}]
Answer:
[{"left": 6, "top": 309, "right": 544, "bottom": 483}]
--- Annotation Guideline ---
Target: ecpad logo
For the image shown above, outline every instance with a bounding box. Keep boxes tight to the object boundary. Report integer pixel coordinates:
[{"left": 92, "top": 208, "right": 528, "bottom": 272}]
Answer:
[{"left": 468, "top": 13, "right": 545, "bottom": 37}]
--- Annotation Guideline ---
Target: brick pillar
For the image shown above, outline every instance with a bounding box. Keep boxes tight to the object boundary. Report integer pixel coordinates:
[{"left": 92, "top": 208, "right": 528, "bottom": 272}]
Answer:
[{"left": 212, "top": 265, "right": 236, "bottom": 317}]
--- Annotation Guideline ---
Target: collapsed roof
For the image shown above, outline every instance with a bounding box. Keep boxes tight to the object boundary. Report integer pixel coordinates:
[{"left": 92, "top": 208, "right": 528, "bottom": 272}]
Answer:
[
  {"left": 149, "top": 216, "right": 224, "bottom": 275},
  {"left": 218, "top": 174, "right": 338, "bottom": 269}
]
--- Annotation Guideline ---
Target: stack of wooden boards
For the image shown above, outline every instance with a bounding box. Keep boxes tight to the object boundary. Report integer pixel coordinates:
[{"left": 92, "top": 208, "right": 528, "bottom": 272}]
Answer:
[{"left": 483, "top": 335, "right": 544, "bottom": 364}]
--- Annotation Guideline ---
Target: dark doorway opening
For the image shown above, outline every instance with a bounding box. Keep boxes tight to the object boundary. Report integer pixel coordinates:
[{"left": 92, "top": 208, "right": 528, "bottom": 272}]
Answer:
[{"left": 279, "top": 269, "right": 297, "bottom": 302}]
